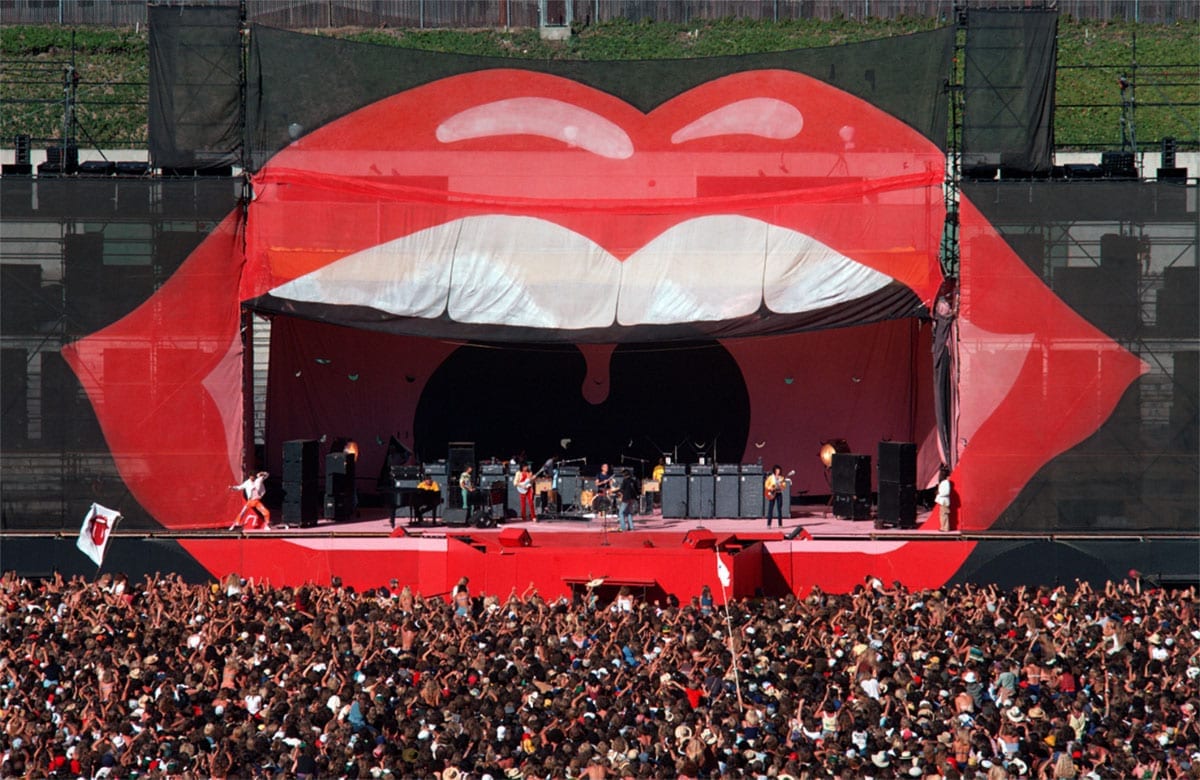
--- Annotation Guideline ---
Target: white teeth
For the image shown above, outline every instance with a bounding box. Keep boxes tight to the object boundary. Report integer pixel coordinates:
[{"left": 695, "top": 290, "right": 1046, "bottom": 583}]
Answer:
[
  {"left": 270, "top": 215, "right": 895, "bottom": 330},
  {"left": 763, "top": 227, "right": 892, "bottom": 312},
  {"left": 616, "top": 216, "right": 767, "bottom": 325},
  {"left": 270, "top": 223, "right": 454, "bottom": 318},
  {"left": 447, "top": 215, "right": 620, "bottom": 329}
]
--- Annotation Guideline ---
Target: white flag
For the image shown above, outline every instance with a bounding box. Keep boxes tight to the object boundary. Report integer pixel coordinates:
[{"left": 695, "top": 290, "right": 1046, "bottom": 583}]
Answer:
[
  {"left": 716, "top": 553, "right": 731, "bottom": 588},
  {"left": 77, "top": 503, "right": 121, "bottom": 567}
]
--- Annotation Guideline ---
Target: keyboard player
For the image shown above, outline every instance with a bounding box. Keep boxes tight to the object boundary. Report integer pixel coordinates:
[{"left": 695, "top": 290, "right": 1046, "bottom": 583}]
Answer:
[{"left": 413, "top": 473, "right": 441, "bottom": 525}]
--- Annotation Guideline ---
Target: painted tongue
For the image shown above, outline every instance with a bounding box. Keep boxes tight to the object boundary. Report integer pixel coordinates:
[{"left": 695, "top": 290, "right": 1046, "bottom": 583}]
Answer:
[{"left": 579, "top": 344, "right": 616, "bottom": 404}]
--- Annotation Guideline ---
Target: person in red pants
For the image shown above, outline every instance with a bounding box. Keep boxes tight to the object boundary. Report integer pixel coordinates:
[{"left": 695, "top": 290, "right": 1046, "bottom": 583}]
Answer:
[
  {"left": 515, "top": 463, "right": 537, "bottom": 522},
  {"left": 230, "top": 471, "right": 271, "bottom": 530}
]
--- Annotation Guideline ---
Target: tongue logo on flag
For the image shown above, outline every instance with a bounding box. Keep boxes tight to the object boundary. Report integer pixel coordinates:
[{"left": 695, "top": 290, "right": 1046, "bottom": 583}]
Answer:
[
  {"left": 88, "top": 513, "right": 111, "bottom": 547},
  {"left": 77, "top": 503, "right": 122, "bottom": 567}
]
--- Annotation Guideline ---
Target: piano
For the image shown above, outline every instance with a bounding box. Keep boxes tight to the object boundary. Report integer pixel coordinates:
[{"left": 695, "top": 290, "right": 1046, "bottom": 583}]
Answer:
[{"left": 389, "top": 466, "right": 442, "bottom": 526}]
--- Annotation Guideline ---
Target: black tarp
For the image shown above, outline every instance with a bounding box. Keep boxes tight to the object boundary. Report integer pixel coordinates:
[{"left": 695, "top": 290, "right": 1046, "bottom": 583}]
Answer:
[
  {"left": 244, "top": 25, "right": 955, "bottom": 171},
  {"left": 149, "top": 4, "right": 243, "bottom": 170},
  {"left": 963, "top": 9, "right": 1057, "bottom": 177}
]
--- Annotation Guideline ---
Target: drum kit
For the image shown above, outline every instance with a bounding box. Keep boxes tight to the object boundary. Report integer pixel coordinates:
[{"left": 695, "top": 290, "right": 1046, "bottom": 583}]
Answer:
[
  {"left": 577, "top": 488, "right": 616, "bottom": 514},
  {"left": 513, "top": 460, "right": 660, "bottom": 521}
]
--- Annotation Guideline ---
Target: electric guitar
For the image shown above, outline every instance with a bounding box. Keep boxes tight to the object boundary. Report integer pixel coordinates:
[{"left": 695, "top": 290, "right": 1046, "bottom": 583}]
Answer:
[
  {"left": 764, "top": 470, "right": 795, "bottom": 500},
  {"left": 515, "top": 473, "right": 534, "bottom": 495}
]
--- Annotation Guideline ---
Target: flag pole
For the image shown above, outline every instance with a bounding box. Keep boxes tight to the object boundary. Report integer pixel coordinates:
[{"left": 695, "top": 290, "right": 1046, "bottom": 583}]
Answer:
[{"left": 715, "top": 548, "right": 744, "bottom": 712}]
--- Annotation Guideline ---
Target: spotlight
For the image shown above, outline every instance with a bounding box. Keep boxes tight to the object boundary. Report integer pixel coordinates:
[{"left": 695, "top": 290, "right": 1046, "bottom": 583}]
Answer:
[
  {"left": 343, "top": 440, "right": 359, "bottom": 458},
  {"left": 819, "top": 439, "right": 850, "bottom": 468}
]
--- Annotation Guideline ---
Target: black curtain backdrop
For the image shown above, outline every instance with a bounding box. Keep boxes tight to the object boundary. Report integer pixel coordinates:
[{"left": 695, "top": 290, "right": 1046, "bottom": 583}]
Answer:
[
  {"left": 963, "top": 9, "right": 1057, "bottom": 177},
  {"left": 149, "top": 5, "right": 243, "bottom": 170},
  {"left": 244, "top": 25, "right": 954, "bottom": 171}
]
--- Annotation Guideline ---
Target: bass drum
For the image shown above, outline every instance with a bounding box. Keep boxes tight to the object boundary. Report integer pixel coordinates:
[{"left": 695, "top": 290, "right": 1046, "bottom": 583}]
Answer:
[
  {"left": 579, "top": 489, "right": 595, "bottom": 509},
  {"left": 590, "top": 494, "right": 613, "bottom": 513}
]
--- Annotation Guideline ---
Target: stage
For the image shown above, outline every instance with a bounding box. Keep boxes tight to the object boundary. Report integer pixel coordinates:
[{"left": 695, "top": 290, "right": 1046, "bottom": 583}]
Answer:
[
  {"left": 5, "top": 500, "right": 1194, "bottom": 596},
  {"left": 152, "top": 501, "right": 978, "bottom": 602}
]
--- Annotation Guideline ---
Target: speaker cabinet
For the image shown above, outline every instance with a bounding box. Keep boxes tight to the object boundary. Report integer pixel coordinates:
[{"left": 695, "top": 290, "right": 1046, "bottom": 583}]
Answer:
[
  {"left": 323, "top": 494, "right": 354, "bottom": 522},
  {"left": 832, "top": 494, "right": 871, "bottom": 521},
  {"left": 877, "top": 483, "right": 917, "bottom": 529},
  {"left": 422, "top": 462, "right": 449, "bottom": 486},
  {"left": 1158, "top": 266, "right": 1199, "bottom": 338},
  {"left": 831, "top": 454, "right": 871, "bottom": 497},
  {"left": 1054, "top": 266, "right": 1139, "bottom": 338},
  {"left": 447, "top": 442, "right": 475, "bottom": 509},
  {"left": 877, "top": 442, "right": 917, "bottom": 485},
  {"left": 661, "top": 466, "right": 689, "bottom": 519},
  {"left": 498, "top": 528, "right": 531, "bottom": 548},
  {"left": 739, "top": 464, "right": 764, "bottom": 518},
  {"left": 281, "top": 481, "right": 320, "bottom": 528},
  {"left": 714, "top": 472, "right": 739, "bottom": 518},
  {"left": 324, "top": 452, "right": 356, "bottom": 521},
  {"left": 687, "top": 471, "right": 715, "bottom": 518},
  {"left": 282, "top": 439, "right": 319, "bottom": 484},
  {"left": 557, "top": 467, "right": 580, "bottom": 508}
]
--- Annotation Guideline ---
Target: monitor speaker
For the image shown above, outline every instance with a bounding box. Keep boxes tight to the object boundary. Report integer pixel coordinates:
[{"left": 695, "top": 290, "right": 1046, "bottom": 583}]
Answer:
[
  {"left": 682, "top": 528, "right": 717, "bottom": 549},
  {"left": 498, "top": 528, "right": 531, "bottom": 548}
]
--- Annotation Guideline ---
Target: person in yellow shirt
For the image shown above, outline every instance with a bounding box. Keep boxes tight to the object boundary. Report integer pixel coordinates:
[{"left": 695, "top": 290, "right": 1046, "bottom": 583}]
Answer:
[
  {"left": 764, "top": 465, "right": 789, "bottom": 528},
  {"left": 414, "top": 473, "right": 440, "bottom": 524}
]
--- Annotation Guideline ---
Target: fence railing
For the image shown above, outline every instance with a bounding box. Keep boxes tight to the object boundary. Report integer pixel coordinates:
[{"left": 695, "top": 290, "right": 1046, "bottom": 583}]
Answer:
[{"left": 4, "top": 0, "right": 1196, "bottom": 28}]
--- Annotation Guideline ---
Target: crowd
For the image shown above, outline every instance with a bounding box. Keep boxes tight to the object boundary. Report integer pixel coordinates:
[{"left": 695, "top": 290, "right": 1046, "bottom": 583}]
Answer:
[{"left": 1, "top": 570, "right": 1198, "bottom": 780}]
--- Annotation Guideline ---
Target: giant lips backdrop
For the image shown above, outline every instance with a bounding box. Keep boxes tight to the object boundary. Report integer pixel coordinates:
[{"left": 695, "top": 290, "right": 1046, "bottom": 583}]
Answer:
[{"left": 60, "top": 26, "right": 1144, "bottom": 587}]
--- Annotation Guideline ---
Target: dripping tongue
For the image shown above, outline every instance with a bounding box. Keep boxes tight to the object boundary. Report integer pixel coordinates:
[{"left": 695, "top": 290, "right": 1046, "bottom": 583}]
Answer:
[{"left": 578, "top": 344, "right": 616, "bottom": 404}]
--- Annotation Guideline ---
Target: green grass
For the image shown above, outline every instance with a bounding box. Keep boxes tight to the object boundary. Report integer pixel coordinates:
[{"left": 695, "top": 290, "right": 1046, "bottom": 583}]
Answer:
[{"left": 2, "top": 18, "right": 1196, "bottom": 150}]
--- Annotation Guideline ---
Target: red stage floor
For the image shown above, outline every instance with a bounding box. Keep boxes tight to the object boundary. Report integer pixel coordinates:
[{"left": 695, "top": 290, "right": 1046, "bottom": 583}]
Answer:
[
  {"left": 172, "top": 502, "right": 974, "bottom": 601},
  {"left": 273, "top": 502, "right": 936, "bottom": 539}
]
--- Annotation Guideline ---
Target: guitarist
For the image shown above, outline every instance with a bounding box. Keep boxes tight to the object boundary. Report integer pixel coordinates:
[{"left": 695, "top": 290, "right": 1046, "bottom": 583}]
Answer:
[
  {"left": 594, "top": 463, "right": 613, "bottom": 518},
  {"left": 515, "top": 463, "right": 537, "bottom": 522},
  {"left": 459, "top": 465, "right": 476, "bottom": 510},
  {"left": 764, "top": 464, "right": 791, "bottom": 528}
]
